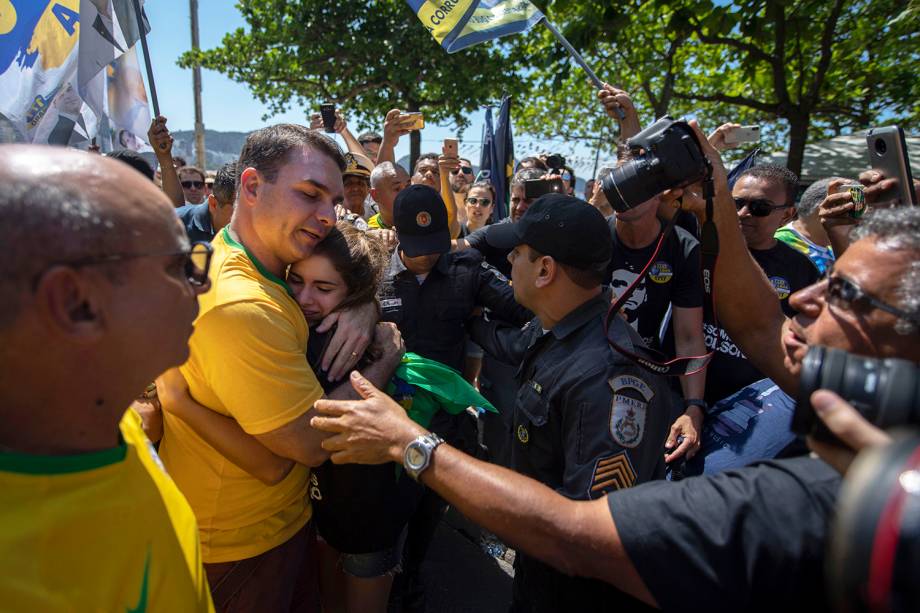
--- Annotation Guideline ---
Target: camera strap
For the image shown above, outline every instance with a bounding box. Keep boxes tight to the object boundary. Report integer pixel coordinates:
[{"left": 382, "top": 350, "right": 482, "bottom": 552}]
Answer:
[{"left": 604, "top": 175, "right": 719, "bottom": 378}]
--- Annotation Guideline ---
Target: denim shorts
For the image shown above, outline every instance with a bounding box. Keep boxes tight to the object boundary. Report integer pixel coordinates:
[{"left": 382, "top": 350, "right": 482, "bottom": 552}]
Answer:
[{"left": 341, "top": 526, "right": 407, "bottom": 578}]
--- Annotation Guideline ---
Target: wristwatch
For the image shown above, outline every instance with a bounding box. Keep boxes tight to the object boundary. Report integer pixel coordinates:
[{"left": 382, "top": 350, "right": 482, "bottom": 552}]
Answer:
[
  {"left": 683, "top": 398, "right": 709, "bottom": 412},
  {"left": 404, "top": 433, "right": 445, "bottom": 481}
]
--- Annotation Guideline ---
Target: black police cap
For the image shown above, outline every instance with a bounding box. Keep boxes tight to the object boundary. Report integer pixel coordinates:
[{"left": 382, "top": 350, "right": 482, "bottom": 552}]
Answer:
[
  {"left": 393, "top": 184, "right": 451, "bottom": 257},
  {"left": 486, "top": 194, "right": 612, "bottom": 269}
]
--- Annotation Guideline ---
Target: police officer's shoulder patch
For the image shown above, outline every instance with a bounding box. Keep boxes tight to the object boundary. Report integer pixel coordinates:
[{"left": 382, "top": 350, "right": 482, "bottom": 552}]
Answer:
[
  {"left": 608, "top": 375, "right": 653, "bottom": 448},
  {"left": 589, "top": 451, "right": 637, "bottom": 495}
]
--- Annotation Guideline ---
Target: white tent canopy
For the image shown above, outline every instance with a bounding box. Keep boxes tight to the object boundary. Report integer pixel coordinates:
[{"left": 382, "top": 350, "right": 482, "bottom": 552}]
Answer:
[{"left": 767, "top": 132, "right": 920, "bottom": 185}]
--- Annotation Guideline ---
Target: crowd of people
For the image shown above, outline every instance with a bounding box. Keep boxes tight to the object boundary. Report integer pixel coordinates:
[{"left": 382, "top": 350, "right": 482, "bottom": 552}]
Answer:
[{"left": 1, "top": 81, "right": 918, "bottom": 613}]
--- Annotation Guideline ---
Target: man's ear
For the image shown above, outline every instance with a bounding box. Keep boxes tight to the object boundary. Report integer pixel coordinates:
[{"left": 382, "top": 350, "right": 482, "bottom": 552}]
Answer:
[
  {"left": 33, "top": 268, "right": 106, "bottom": 341},
  {"left": 207, "top": 193, "right": 219, "bottom": 214},
  {"left": 780, "top": 205, "right": 797, "bottom": 225},
  {"left": 535, "top": 256, "right": 557, "bottom": 289},
  {"left": 238, "top": 167, "right": 261, "bottom": 207},
  {"left": 369, "top": 187, "right": 379, "bottom": 201}
]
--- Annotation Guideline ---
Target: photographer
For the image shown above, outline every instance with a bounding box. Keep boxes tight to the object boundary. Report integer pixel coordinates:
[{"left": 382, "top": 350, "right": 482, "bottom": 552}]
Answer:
[{"left": 308, "top": 120, "right": 920, "bottom": 611}]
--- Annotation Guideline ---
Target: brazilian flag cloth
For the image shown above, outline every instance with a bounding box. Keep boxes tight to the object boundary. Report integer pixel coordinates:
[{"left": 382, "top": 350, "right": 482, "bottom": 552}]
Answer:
[
  {"left": 406, "top": 0, "right": 544, "bottom": 53},
  {"left": 388, "top": 352, "right": 496, "bottom": 429}
]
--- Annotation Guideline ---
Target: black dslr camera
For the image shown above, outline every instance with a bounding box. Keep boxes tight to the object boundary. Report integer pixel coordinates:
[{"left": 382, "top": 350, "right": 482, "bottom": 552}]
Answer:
[
  {"left": 792, "top": 346, "right": 920, "bottom": 439},
  {"left": 601, "top": 116, "right": 709, "bottom": 212},
  {"left": 544, "top": 154, "right": 566, "bottom": 173}
]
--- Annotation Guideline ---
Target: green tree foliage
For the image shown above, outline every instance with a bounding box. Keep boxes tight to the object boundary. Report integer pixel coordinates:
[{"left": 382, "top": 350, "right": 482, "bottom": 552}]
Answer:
[
  {"left": 181, "top": 0, "right": 523, "bottom": 167},
  {"left": 518, "top": 0, "right": 919, "bottom": 176}
]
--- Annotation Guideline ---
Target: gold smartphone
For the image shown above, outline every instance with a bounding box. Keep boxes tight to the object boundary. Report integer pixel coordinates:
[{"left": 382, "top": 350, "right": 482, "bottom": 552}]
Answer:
[{"left": 401, "top": 112, "right": 424, "bottom": 131}]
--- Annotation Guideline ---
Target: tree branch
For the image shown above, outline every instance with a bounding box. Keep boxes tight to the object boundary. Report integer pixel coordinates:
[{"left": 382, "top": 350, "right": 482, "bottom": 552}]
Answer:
[
  {"left": 806, "top": 0, "right": 845, "bottom": 106},
  {"left": 672, "top": 90, "right": 778, "bottom": 114},
  {"left": 768, "top": 0, "right": 791, "bottom": 107},
  {"left": 687, "top": 17, "right": 775, "bottom": 66}
]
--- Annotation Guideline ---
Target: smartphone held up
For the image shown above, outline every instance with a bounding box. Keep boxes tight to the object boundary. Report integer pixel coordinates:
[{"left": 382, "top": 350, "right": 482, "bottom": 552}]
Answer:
[
  {"left": 401, "top": 112, "right": 424, "bottom": 131},
  {"left": 723, "top": 125, "right": 761, "bottom": 146},
  {"left": 866, "top": 126, "right": 918, "bottom": 206}
]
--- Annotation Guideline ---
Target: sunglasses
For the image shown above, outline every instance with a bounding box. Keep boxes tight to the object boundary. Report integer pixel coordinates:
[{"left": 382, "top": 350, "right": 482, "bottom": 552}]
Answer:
[
  {"left": 734, "top": 197, "right": 790, "bottom": 217},
  {"left": 826, "top": 275, "right": 918, "bottom": 324},
  {"left": 181, "top": 180, "right": 205, "bottom": 189},
  {"left": 466, "top": 196, "right": 493, "bottom": 207},
  {"left": 451, "top": 167, "right": 474, "bottom": 175},
  {"left": 37, "top": 242, "right": 214, "bottom": 288}
]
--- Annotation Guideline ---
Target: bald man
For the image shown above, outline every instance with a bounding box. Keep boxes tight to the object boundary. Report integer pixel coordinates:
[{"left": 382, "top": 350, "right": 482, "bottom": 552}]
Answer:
[{"left": 0, "top": 146, "right": 214, "bottom": 611}]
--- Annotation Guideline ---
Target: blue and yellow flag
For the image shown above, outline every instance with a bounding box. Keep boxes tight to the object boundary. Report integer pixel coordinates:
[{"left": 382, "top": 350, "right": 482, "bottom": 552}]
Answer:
[
  {"left": 406, "top": 0, "right": 544, "bottom": 53},
  {"left": 0, "top": 0, "right": 81, "bottom": 140}
]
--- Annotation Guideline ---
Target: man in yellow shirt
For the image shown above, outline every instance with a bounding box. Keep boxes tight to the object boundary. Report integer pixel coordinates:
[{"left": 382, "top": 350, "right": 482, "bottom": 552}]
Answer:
[
  {"left": 0, "top": 146, "right": 213, "bottom": 611},
  {"left": 158, "top": 124, "right": 404, "bottom": 610}
]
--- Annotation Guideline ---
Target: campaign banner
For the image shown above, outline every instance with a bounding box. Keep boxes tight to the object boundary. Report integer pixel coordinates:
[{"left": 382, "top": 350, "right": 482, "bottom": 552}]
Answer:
[
  {"left": 0, "top": 0, "right": 81, "bottom": 141},
  {"left": 106, "top": 46, "right": 151, "bottom": 151},
  {"left": 406, "top": 0, "right": 544, "bottom": 53}
]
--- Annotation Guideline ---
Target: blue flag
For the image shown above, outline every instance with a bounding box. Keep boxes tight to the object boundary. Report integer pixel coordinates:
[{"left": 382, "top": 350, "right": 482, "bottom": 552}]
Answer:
[
  {"left": 727, "top": 148, "right": 762, "bottom": 189},
  {"left": 406, "top": 0, "right": 544, "bottom": 53},
  {"left": 477, "top": 106, "right": 498, "bottom": 215},
  {"left": 492, "top": 95, "right": 514, "bottom": 220}
]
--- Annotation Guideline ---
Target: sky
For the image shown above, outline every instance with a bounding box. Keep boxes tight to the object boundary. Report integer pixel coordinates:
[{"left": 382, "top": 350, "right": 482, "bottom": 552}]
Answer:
[{"left": 141, "top": 0, "right": 607, "bottom": 181}]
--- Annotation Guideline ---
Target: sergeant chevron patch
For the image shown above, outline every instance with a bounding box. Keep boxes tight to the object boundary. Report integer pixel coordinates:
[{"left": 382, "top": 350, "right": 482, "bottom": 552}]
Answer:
[{"left": 590, "top": 451, "right": 637, "bottom": 495}]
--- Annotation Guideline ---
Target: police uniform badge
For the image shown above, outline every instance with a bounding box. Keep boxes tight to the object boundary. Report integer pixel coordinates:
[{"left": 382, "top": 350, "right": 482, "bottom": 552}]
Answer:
[
  {"left": 416, "top": 211, "right": 432, "bottom": 227},
  {"left": 609, "top": 375, "right": 653, "bottom": 448},
  {"left": 589, "top": 451, "right": 637, "bottom": 496},
  {"left": 517, "top": 424, "right": 530, "bottom": 444}
]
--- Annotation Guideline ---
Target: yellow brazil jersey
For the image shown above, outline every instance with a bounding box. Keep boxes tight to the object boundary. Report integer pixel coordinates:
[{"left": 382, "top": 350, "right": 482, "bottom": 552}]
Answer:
[
  {"left": 159, "top": 227, "right": 324, "bottom": 564},
  {"left": 0, "top": 410, "right": 213, "bottom": 612},
  {"left": 367, "top": 213, "right": 391, "bottom": 229}
]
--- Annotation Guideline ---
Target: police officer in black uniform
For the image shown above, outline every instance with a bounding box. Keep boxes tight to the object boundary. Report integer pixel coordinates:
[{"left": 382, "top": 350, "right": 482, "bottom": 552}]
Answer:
[
  {"left": 469, "top": 194, "right": 679, "bottom": 612},
  {"left": 379, "top": 184, "right": 530, "bottom": 611},
  {"left": 379, "top": 184, "right": 530, "bottom": 372}
]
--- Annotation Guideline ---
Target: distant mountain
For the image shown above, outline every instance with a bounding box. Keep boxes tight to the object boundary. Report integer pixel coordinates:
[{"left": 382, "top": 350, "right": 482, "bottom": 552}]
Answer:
[{"left": 171, "top": 129, "right": 250, "bottom": 169}]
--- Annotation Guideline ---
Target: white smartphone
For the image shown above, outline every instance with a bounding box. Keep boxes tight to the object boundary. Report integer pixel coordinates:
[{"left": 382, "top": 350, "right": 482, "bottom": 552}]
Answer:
[{"left": 723, "top": 125, "right": 761, "bottom": 145}]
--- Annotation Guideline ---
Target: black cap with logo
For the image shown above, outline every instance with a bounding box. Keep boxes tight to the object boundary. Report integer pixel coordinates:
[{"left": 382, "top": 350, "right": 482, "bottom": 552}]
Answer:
[
  {"left": 486, "top": 194, "right": 612, "bottom": 269},
  {"left": 394, "top": 184, "right": 451, "bottom": 257}
]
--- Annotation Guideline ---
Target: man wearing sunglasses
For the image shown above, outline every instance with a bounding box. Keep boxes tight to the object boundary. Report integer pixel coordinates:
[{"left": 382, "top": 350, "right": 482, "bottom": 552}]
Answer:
[
  {"left": 304, "top": 121, "right": 920, "bottom": 612},
  {"left": 703, "top": 164, "right": 820, "bottom": 405},
  {"left": 0, "top": 146, "right": 213, "bottom": 610},
  {"left": 175, "top": 161, "right": 237, "bottom": 244},
  {"left": 178, "top": 165, "right": 209, "bottom": 206},
  {"left": 446, "top": 157, "right": 474, "bottom": 227}
]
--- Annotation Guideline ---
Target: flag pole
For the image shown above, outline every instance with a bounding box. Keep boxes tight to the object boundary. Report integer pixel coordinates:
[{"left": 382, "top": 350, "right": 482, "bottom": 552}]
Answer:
[
  {"left": 131, "top": 0, "right": 160, "bottom": 118},
  {"left": 541, "top": 18, "right": 625, "bottom": 120}
]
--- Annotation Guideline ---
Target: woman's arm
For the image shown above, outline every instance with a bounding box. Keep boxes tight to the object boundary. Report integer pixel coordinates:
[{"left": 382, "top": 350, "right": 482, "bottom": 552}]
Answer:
[
  {"left": 156, "top": 369, "right": 295, "bottom": 486},
  {"left": 438, "top": 155, "right": 461, "bottom": 238}
]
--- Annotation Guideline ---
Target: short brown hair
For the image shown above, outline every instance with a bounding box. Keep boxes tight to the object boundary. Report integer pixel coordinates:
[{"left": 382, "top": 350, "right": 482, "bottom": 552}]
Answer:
[
  {"left": 178, "top": 165, "right": 205, "bottom": 182},
  {"left": 238, "top": 124, "right": 346, "bottom": 187}
]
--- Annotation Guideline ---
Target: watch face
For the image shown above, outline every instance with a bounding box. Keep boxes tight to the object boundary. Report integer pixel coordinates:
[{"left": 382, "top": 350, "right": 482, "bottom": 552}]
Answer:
[{"left": 406, "top": 445, "right": 425, "bottom": 469}]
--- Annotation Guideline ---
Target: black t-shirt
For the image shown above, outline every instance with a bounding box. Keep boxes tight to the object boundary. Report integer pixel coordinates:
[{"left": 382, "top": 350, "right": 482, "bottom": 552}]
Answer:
[
  {"left": 606, "top": 218, "right": 703, "bottom": 350},
  {"left": 609, "top": 456, "right": 840, "bottom": 612},
  {"left": 704, "top": 240, "right": 820, "bottom": 403},
  {"left": 465, "top": 217, "right": 513, "bottom": 277}
]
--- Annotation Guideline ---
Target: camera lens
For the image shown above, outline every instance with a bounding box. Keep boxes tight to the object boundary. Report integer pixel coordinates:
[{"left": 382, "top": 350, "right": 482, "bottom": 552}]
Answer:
[
  {"left": 874, "top": 137, "right": 888, "bottom": 156},
  {"left": 829, "top": 435, "right": 920, "bottom": 613},
  {"left": 794, "top": 346, "right": 920, "bottom": 437},
  {"left": 602, "top": 158, "right": 661, "bottom": 212}
]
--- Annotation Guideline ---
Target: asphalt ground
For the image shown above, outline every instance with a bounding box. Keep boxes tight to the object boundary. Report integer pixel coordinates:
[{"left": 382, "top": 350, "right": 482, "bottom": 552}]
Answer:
[{"left": 389, "top": 507, "right": 514, "bottom": 613}]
